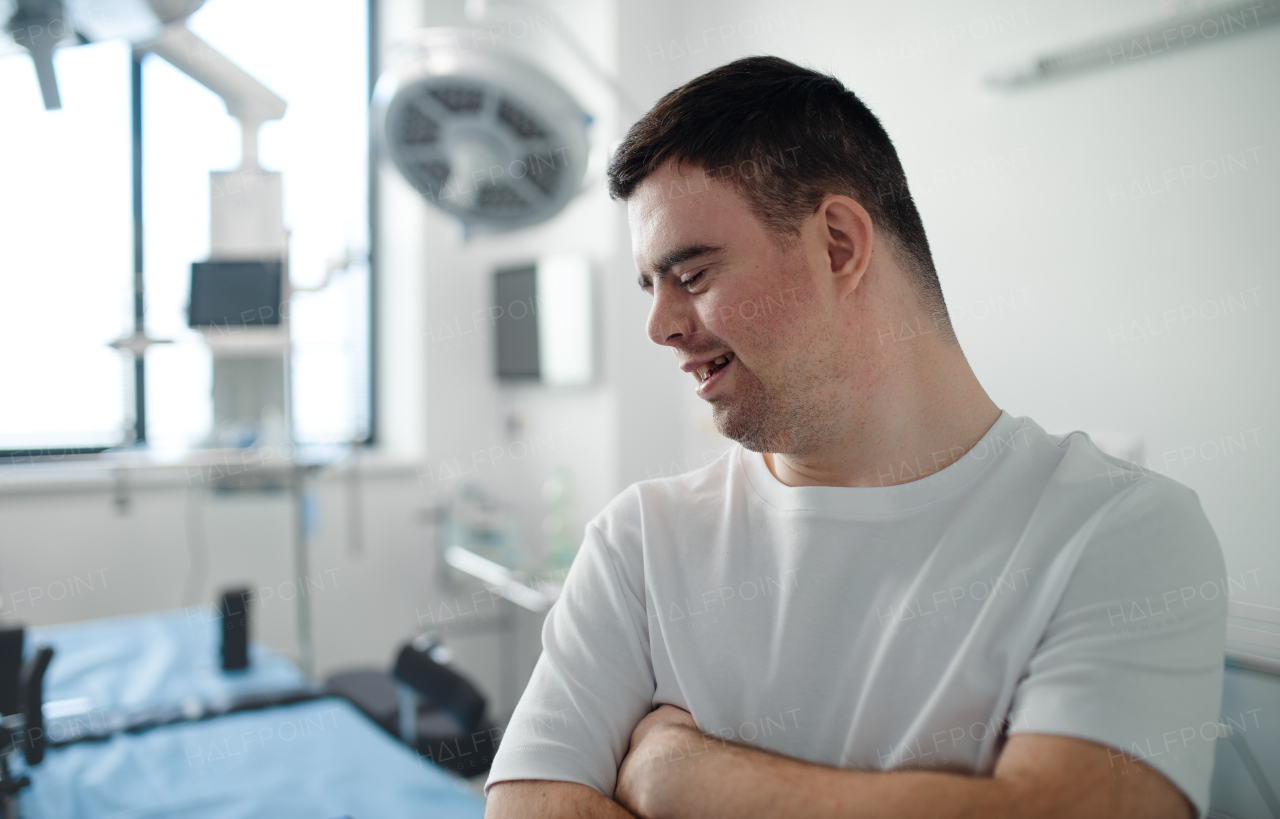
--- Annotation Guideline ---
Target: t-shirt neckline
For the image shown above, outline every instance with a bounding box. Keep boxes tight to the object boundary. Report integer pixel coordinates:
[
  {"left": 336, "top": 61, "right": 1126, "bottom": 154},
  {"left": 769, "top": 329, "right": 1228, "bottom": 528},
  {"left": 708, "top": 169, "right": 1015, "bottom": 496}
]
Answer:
[{"left": 739, "top": 411, "right": 1022, "bottom": 516}]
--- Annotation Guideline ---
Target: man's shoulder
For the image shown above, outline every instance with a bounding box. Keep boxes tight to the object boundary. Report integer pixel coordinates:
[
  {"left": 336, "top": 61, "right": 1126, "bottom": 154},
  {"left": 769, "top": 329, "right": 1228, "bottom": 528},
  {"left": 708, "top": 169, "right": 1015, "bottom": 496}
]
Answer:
[
  {"left": 1014, "top": 418, "right": 1221, "bottom": 574},
  {"left": 581, "top": 447, "right": 739, "bottom": 553},
  {"left": 1080, "top": 429, "right": 1199, "bottom": 499},
  {"left": 603, "top": 447, "right": 739, "bottom": 514},
  {"left": 1005, "top": 415, "right": 1197, "bottom": 511},
  {"left": 969, "top": 415, "right": 1217, "bottom": 575}
]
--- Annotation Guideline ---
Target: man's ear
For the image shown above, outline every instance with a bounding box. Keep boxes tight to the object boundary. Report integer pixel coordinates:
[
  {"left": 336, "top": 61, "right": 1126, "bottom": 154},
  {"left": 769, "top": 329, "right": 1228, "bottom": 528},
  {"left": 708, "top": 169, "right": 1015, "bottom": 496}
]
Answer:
[{"left": 816, "top": 196, "right": 874, "bottom": 297}]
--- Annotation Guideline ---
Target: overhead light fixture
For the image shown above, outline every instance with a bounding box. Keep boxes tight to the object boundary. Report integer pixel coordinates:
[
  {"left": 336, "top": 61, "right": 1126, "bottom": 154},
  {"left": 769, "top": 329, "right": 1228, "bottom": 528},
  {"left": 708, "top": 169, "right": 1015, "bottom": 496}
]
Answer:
[
  {"left": 3, "top": 0, "right": 210, "bottom": 110},
  {"left": 987, "top": 0, "right": 1280, "bottom": 88},
  {"left": 371, "top": 27, "right": 592, "bottom": 233}
]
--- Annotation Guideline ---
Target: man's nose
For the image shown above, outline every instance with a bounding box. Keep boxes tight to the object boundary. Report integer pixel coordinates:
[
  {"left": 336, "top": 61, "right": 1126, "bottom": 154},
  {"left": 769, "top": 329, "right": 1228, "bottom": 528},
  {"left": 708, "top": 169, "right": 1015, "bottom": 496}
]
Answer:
[{"left": 646, "top": 286, "right": 695, "bottom": 347}]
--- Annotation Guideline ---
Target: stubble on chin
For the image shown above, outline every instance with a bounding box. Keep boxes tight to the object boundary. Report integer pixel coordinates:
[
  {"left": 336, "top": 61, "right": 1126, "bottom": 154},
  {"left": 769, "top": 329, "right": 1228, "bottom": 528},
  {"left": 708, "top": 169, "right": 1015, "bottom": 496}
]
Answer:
[
  {"left": 710, "top": 353, "right": 844, "bottom": 457},
  {"left": 710, "top": 366, "right": 795, "bottom": 454}
]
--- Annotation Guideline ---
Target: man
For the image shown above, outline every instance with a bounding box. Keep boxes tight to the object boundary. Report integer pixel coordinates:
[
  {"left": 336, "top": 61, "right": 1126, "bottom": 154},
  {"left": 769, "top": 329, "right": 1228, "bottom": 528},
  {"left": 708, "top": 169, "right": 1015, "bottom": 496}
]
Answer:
[{"left": 485, "top": 56, "right": 1226, "bottom": 818}]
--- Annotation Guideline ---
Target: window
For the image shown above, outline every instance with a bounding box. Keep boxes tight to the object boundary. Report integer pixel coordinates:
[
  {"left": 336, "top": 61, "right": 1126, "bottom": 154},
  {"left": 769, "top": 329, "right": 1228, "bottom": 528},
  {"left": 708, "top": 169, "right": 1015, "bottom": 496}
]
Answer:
[
  {"left": 0, "top": 39, "right": 134, "bottom": 453},
  {"left": 0, "top": 0, "right": 371, "bottom": 455}
]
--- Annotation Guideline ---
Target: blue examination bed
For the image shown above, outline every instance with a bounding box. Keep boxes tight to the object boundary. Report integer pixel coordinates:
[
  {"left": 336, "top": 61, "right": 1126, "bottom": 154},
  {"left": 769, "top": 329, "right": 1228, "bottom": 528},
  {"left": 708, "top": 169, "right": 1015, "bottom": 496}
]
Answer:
[{"left": 15, "top": 610, "right": 484, "bottom": 819}]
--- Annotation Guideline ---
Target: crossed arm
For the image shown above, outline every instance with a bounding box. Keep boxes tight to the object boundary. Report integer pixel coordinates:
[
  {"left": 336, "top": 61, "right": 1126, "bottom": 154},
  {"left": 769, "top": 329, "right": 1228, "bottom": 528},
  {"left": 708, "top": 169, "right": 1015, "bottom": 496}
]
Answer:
[{"left": 485, "top": 705, "right": 1193, "bottom": 819}]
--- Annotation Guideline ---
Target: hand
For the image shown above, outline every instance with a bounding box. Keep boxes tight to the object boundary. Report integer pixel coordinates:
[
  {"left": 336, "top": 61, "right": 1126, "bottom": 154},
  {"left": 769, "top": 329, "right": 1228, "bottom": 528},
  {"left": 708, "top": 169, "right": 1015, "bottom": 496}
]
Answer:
[{"left": 616, "top": 705, "right": 700, "bottom": 818}]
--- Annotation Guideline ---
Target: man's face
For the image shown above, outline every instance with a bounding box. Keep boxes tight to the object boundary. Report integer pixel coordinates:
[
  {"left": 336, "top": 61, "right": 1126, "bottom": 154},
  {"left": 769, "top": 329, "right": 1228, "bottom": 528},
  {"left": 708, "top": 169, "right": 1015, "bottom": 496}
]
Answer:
[{"left": 629, "top": 161, "right": 845, "bottom": 454}]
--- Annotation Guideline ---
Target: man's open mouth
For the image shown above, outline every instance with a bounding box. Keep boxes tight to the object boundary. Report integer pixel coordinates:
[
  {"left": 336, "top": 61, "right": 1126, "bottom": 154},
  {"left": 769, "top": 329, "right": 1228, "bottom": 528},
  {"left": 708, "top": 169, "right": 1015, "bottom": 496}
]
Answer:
[{"left": 693, "top": 352, "right": 735, "bottom": 383}]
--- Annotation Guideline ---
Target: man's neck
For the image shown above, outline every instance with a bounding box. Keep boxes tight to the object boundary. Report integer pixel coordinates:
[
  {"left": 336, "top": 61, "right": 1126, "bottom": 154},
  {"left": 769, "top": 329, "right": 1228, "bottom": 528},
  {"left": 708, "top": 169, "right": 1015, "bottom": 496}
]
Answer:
[{"left": 762, "top": 332, "right": 1001, "bottom": 489}]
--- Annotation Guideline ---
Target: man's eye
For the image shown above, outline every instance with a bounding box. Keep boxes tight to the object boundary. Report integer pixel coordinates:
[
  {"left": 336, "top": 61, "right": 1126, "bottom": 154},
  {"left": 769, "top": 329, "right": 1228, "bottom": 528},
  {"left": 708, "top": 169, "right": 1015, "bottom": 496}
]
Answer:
[{"left": 681, "top": 270, "right": 705, "bottom": 288}]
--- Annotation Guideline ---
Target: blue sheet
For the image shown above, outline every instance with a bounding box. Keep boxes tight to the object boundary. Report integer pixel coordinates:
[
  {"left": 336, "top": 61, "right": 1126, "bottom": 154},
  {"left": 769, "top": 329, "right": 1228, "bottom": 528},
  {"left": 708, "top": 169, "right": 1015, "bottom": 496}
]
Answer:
[
  {"left": 14, "top": 610, "right": 485, "bottom": 818},
  {"left": 30, "top": 608, "right": 307, "bottom": 710}
]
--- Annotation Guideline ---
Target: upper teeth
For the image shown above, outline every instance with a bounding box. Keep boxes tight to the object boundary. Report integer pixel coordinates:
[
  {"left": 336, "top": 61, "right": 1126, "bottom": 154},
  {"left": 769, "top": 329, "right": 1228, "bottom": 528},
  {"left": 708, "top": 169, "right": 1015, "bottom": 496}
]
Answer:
[{"left": 694, "top": 352, "right": 734, "bottom": 383}]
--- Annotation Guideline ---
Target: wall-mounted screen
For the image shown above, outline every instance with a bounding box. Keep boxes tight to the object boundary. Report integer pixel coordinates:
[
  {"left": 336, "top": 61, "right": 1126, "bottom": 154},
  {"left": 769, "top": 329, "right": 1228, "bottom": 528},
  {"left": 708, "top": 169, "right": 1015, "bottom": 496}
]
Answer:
[
  {"left": 188, "top": 260, "right": 283, "bottom": 327},
  {"left": 493, "top": 255, "right": 592, "bottom": 385}
]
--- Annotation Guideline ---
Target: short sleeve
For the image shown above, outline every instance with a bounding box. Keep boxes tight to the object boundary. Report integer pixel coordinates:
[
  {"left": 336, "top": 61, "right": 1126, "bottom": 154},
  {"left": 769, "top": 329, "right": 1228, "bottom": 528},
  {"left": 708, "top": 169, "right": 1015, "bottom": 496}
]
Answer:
[
  {"left": 1009, "top": 477, "right": 1227, "bottom": 817},
  {"left": 485, "top": 493, "right": 655, "bottom": 797}
]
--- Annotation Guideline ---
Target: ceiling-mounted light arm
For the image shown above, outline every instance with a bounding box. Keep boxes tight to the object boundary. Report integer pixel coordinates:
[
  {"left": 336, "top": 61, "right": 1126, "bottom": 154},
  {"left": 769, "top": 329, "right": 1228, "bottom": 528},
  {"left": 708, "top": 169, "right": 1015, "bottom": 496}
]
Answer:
[
  {"left": 987, "top": 0, "right": 1280, "bottom": 89},
  {"left": 463, "top": 0, "right": 641, "bottom": 120},
  {"left": 6, "top": 0, "right": 67, "bottom": 110},
  {"left": 290, "top": 245, "right": 368, "bottom": 293},
  {"left": 139, "top": 24, "right": 286, "bottom": 169}
]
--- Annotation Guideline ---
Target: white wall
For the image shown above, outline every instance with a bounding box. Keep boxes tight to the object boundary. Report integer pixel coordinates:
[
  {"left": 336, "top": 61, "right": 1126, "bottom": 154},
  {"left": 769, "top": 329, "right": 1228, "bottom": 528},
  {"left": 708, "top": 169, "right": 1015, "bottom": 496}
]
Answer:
[{"left": 374, "top": 0, "right": 700, "bottom": 561}]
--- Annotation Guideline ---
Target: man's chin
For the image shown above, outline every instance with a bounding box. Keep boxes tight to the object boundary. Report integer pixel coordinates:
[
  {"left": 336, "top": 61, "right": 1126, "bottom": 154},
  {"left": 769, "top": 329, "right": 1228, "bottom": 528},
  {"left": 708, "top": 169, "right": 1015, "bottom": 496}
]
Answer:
[{"left": 711, "top": 403, "right": 790, "bottom": 454}]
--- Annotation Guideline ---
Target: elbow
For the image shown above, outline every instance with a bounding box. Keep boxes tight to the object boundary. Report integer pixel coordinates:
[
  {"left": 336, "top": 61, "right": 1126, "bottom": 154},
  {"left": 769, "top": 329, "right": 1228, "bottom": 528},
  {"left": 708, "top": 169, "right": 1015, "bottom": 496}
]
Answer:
[{"left": 615, "top": 750, "right": 679, "bottom": 819}]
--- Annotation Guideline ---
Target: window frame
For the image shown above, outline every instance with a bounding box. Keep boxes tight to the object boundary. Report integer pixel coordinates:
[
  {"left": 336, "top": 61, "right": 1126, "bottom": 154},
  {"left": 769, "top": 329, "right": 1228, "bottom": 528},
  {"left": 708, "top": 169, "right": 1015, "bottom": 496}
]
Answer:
[{"left": 0, "top": 0, "right": 377, "bottom": 462}]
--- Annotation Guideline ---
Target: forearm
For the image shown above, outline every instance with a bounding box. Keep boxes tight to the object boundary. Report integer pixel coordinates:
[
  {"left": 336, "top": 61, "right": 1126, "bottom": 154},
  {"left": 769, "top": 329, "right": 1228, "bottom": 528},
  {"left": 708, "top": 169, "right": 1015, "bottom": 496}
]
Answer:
[
  {"left": 619, "top": 727, "right": 1189, "bottom": 819},
  {"left": 619, "top": 727, "right": 1012, "bottom": 819},
  {"left": 644, "top": 727, "right": 1181, "bottom": 819},
  {"left": 486, "top": 780, "right": 638, "bottom": 819}
]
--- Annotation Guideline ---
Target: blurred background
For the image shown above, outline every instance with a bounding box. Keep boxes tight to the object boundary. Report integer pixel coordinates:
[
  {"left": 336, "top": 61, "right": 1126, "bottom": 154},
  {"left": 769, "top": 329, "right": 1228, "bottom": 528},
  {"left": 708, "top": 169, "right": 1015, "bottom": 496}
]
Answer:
[{"left": 0, "top": 0, "right": 1277, "bottom": 808}]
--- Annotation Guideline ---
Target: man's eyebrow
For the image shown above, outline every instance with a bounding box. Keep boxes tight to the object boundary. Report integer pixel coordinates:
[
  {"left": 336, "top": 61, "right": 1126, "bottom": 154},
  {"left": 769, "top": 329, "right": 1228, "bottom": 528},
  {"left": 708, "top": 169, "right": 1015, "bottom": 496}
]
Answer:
[{"left": 637, "top": 243, "right": 724, "bottom": 289}]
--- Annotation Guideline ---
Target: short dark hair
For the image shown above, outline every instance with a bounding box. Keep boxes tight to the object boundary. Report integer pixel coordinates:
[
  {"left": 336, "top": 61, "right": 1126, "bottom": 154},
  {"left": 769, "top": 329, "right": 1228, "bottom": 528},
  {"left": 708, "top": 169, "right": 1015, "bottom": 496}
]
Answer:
[{"left": 608, "top": 56, "right": 949, "bottom": 327}]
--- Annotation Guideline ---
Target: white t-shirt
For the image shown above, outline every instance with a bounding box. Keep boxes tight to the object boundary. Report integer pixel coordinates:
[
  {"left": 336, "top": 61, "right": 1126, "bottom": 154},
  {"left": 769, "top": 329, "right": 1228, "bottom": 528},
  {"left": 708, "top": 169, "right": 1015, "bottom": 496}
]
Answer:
[{"left": 487, "top": 412, "right": 1227, "bottom": 815}]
